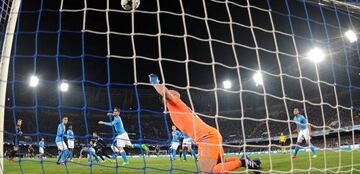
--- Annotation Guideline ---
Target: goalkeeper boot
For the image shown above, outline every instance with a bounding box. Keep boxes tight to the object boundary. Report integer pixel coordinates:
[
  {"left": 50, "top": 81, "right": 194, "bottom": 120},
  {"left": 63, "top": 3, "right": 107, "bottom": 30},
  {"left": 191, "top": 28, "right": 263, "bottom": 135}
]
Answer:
[{"left": 141, "top": 144, "right": 150, "bottom": 153}]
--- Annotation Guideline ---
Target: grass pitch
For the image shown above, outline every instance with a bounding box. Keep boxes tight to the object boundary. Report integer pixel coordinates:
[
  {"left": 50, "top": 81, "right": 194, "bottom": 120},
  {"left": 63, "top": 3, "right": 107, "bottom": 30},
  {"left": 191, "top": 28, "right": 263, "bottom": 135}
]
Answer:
[{"left": 4, "top": 150, "right": 360, "bottom": 174}]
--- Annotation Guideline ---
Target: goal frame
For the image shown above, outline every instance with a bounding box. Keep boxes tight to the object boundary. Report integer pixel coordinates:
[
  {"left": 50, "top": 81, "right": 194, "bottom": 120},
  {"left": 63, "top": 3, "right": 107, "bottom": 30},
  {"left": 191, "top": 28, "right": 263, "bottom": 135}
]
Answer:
[{"left": 0, "top": 0, "right": 21, "bottom": 173}]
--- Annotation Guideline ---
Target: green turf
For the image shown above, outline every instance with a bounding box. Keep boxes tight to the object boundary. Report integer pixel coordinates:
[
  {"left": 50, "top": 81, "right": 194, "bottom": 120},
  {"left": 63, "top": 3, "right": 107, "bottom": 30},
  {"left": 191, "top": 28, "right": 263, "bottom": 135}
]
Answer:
[{"left": 4, "top": 150, "right": 360, "bottom": 174}]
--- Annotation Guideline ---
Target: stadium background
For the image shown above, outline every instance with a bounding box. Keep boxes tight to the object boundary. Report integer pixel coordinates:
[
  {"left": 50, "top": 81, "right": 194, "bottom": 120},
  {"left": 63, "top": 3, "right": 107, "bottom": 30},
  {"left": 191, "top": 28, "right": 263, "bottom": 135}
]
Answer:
[{"left": 2, "top": 0, "right": 360, "bottom": 158}]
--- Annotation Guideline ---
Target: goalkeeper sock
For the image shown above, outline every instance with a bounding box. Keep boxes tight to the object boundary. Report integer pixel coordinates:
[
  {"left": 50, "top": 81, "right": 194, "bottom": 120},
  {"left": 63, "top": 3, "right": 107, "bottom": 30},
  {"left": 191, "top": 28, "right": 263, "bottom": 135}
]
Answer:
[
  {"left": 212, "top": 158, "right": 241, "bottom": 174},
  {"left": 120, "top": 150, "right": 128, "bottom": 163},
  {"left": 182, "top": 150, "right": 187, "bottom": 160}
]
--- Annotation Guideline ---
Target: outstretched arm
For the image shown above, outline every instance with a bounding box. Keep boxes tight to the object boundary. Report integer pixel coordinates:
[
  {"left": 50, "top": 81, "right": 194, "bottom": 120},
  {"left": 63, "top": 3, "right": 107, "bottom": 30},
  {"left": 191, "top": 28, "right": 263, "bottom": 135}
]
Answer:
[
  {"left": 98, "top": 120, "right": 115, "bottom": 126},
  {"left": 149, "top": 74, "right": 175, "bottom": 101}
]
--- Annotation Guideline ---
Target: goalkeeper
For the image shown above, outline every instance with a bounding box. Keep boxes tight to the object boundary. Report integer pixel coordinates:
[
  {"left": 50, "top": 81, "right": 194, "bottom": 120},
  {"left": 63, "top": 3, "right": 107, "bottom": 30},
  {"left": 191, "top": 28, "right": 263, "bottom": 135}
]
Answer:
[{"left": 149, "top": 74, "right": 261, "bottom": 174}]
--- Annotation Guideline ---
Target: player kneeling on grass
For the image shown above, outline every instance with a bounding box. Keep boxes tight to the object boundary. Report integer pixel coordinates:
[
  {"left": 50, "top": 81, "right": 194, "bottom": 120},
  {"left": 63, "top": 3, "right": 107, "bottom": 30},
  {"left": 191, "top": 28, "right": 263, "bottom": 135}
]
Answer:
[
  {"left": 149, "top": 74, "right": 261, "bottom": 174},
  {"left": 98, "top": 107, "right": 149, "bottom": 166},
  {"left": 78, "top": 145, "right": 100, "bottom": 163},
  {"left": 292, "top": 108, "right": 317, "bottom": 159},
  {"left": 56, "top": 117, "right": 70, "bottom": 165},
  {"left": 78, "top": 146, "right": 88, "bottom": 162}
]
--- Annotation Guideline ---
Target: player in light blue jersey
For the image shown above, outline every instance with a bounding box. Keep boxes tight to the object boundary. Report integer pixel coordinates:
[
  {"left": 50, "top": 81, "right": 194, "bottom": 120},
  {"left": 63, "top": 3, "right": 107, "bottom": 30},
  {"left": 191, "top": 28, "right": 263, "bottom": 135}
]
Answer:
[
  {"left": 98, "top": 106, "right": 149, "bottom": 166},
  {"left": 66, "top": 125, "right": 75, "bottom": 160},
  {"left": 38, "top": 137, "right": 45, "bottom": 158},
  {"left": 292, "top": 108, "right": 317, "bottom": 159},
  {"left": 170, "top": 125, "right": 182, "bottom": 160},
  {"left": 55, "top": 117, "right": 70, "bottom": 164},
  {"left": 181, "top": 132, "right": 197, "bottom": 161}
]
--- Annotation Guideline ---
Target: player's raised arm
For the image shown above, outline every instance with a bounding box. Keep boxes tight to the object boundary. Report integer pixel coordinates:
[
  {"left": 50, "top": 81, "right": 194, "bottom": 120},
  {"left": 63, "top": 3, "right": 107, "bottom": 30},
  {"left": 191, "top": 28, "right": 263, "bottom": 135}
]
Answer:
[
  {"left": 149, "top": 73, "right": 175, "bottom": 101},
  {"left": 98, "top": 113, "right": 116, "bottom": 126},
  {"left": 98, "top": 120, "right": 115, "bottom": 126}
]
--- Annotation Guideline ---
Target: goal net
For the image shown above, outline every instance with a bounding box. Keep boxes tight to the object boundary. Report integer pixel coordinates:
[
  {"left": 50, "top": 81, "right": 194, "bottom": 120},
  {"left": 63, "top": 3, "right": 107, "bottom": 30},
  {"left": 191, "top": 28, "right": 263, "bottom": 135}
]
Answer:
[{"left": 1, "top": 0, "right": 360, "bottom": 173}]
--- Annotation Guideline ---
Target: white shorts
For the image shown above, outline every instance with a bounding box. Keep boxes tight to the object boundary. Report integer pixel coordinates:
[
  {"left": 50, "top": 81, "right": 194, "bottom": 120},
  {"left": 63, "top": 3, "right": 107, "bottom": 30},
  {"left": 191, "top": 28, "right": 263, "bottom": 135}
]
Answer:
[
  {"left": 39, "top": 148, "right": 44, "bottom": 154},
  {"left": 182, "top": 138, "right": 193, "bottom": 147},
  {"left": 116, "top": 133, "right": 132, "bottom": 147},
  {"left": 297, "top": 128, "right": 311, "bottom": 143},
  {"left": 56, "top": 141, "right": 68, "bottom": 151},
  {"left": 67, "top": 140, "right": 75, "bottom": 149},
  {"left": 170, "top": 142, "right": 179, "bottom": 150}
]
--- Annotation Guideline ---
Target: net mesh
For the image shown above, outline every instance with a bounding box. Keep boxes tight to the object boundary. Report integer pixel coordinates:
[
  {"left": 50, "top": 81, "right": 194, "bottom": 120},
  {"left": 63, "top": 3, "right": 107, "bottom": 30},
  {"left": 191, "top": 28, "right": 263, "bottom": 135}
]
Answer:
[
  {"left": 2, "top": 0, "right": 360, "bottom": 173},
  {"left": 0, "top": 0, "right": 12, "bottom": 54}
]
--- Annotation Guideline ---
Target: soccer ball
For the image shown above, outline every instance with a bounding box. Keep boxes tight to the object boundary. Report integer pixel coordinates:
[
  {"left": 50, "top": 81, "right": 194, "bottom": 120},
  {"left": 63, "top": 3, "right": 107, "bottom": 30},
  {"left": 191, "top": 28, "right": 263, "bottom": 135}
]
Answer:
[{"left": 121, "top": 0, "right": 140, "bottom": 11}]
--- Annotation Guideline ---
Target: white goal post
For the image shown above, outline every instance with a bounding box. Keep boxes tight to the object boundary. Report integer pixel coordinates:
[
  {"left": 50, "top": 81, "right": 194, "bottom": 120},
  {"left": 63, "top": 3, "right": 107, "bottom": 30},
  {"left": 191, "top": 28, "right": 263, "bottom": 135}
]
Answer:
[{"left": 0, "top": 0, "right": 21, "bottom": 173}]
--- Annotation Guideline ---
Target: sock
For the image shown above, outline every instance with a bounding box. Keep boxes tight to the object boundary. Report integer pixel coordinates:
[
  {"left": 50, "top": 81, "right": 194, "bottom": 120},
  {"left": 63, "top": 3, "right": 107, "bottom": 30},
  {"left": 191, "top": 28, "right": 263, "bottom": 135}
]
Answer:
[
  {"left": 69, "top": 150, "right": 73, "bottom": 160},
  {"left": 94, "top": 154, "right": 100, "bottom": 162},
  {"left": 57, "top": 151, "right": 64, "bottom": 163},
  {"left": 179, "top": 151, "right": 182, "bottom": 159},
  {"left": 309, "top": 143, "right": 317, "bottom": 155},
  {"left": 190, "top": 149, "right": 197, "bottom": 159},
  {"left": 59, "top": 150, "right": 68, "bottom": 163},
  {"left": 133, "top": 144, "right": 141, "bottom": 149},
  {"left": 64, "top": 150, "right": 70, "bottom": 160},
  {"left": 171, "top": 149, "right": 177, "bottom": 160},
  {"left": 111, "top": 154, "right": 116, "bottom": 160},
  {"left": 182, "top": 150, "right": 187, "bottom": 160},
  {"left": 92, "top": 152, "right": 100, "bottom": 162},
  {"left": 212, "top": 158, "right": 241, "bottom": 174},
  {"left": 120, "top": 150, "right": 128, "bottom": 163},
  {"left": 294, "top": 145, "right": 300, "bottom": 156}
]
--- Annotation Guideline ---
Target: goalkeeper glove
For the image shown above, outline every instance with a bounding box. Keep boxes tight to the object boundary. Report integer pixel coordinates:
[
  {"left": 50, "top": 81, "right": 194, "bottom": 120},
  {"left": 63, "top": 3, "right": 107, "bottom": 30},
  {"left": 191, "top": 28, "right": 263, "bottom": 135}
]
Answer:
[{"left": 149, "top": 74, "right": 160, "bottom": 84}]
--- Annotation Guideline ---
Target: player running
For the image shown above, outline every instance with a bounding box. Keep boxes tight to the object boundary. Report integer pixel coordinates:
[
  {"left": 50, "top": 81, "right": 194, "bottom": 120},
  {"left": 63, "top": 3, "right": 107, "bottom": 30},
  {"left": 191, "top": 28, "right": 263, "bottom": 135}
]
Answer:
[
  {"left": 291, "top": 108, "right": 317, "bottom": 158},
  {"left": 98, "top": 106, "right": 149, "bottom": 166},
  {"left": 38, "top": 138, "right": 45, "bottom": 158},
  {"left": 149, "top": 74, "right": 261, "bottom": 174},
  {"left": 182, "top": 132, "right": 197, "bottom": 161},
  {"left": 9, "top": 119, "right": 23, "bottom": 161},
  {"left": 56, "top": 117, "right": 70, "bottom": 165},
  {"left": 66, "top": 125, "right": 75, "bottom": 161},
  {"left": 170, "top": 125, "right": 182, "bottom": 160}
]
